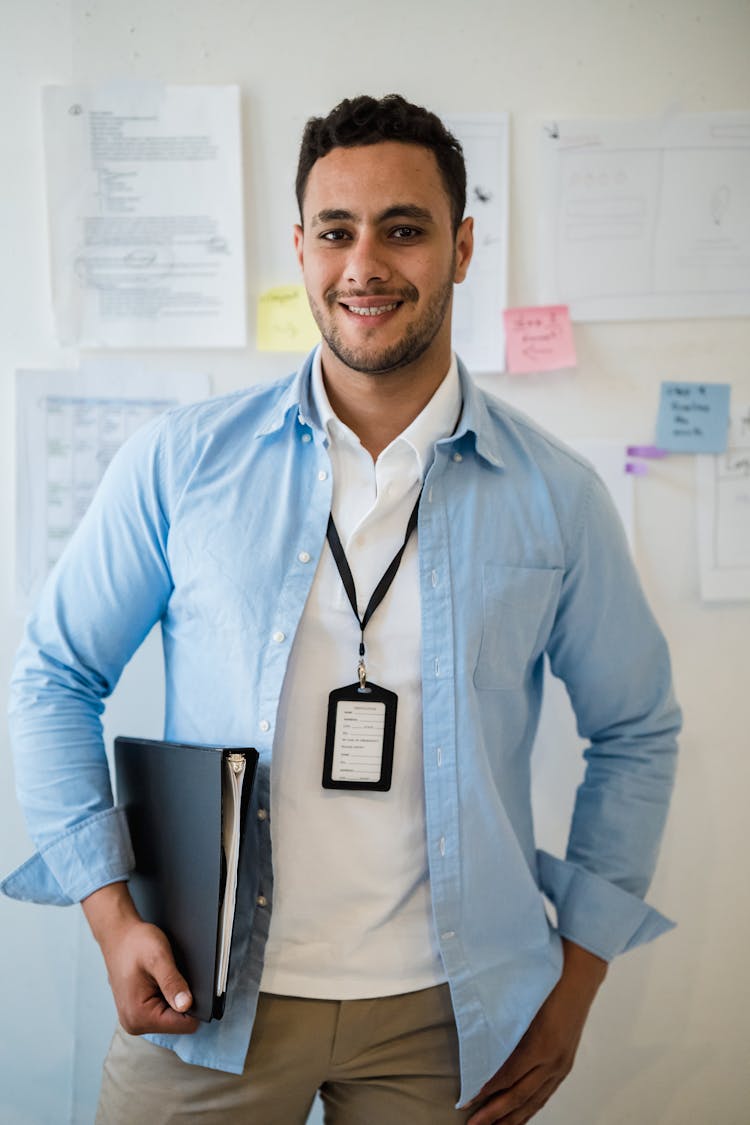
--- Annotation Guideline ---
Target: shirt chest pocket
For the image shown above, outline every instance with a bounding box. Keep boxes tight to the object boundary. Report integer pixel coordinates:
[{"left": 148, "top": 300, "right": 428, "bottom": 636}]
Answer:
[{"left": 474, "top": 563, "right": 562, "bottom": 691}]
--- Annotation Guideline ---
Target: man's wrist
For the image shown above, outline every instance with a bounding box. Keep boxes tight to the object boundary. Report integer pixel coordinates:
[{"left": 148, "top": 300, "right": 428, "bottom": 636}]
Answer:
[
  {"left": 81, "top": 880, "right": 141, "bottom": 948},
  {"left": 560, "top": 937, "right": 608, "bottom": 1000}
]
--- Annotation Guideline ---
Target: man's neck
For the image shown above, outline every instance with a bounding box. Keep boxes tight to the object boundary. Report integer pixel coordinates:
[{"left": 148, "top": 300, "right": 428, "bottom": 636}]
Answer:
[{"left": 320, "top": 346, "right": 453, "bottom": 460}]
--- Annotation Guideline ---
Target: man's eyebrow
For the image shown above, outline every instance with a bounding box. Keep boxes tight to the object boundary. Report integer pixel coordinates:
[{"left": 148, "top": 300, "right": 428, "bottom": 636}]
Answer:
[
  {"left": 309, "top": 204, "right": 435, "bottom": 228},
  {"left": 310, "top": 208, "right": 359, "bottom": 228},
  {"left": 376, "top": 204, "right": 435, "bottom": 224}
]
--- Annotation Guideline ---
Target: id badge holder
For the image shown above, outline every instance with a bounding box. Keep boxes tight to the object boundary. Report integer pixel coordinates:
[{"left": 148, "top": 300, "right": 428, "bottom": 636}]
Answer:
[{"left": 322, "top": 681, "right": 398, "bottom": 791}]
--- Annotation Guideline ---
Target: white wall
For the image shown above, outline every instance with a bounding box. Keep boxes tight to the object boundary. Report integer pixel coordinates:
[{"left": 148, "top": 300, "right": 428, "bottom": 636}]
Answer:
[{"left": 1, "top": 2, "right": 749, "bottom": 1122}]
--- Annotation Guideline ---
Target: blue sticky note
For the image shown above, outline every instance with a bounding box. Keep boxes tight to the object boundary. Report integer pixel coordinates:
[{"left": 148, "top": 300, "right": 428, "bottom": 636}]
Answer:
[{"left": 655, "top": 382, "right": 731, "bottom": 454}]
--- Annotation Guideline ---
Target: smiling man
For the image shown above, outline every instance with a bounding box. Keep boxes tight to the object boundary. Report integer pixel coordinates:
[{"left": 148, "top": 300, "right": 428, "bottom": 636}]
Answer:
[
  {"left": 3, "top": 95, "right": 680, "bottom": 1125},
  {"left": 298, "top": 142, "right": 466, "bottom": 376},
  {"left": 293, "top": 138, "right": 472, "bottom": 461}
]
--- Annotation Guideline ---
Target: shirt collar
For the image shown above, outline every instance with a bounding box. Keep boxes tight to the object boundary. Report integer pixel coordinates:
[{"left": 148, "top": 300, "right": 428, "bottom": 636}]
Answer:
[
  {"left": 310, "top": 347, "right": 462, "bottom": 479},
  {"left": 254, "top": 349, "right": 318, "bottom": 438},
  {"left": 256, "top": 347, "right": 505, "bottom": 473},
  {"left": 452, "top": 357, "right": 506, "bottom": 470}
]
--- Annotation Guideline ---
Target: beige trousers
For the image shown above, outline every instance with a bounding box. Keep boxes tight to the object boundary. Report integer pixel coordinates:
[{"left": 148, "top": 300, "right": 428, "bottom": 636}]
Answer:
[{"left": 96, "top": 984, "right": 473, "bottom": 1124}]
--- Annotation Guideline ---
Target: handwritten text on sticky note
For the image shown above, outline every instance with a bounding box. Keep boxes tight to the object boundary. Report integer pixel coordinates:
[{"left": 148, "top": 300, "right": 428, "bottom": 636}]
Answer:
[
  {"left": 257, "top": 285, "right": 320, "bottom": 352},
  {"left": 656, "top": 381, "right": 731, "bottom": 454},
  {"left": 503, "top": 305, "right": 577, "bottom": 374}
]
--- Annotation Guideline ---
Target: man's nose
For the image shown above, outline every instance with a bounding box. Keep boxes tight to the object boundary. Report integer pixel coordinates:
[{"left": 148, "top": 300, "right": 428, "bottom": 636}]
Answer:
[{"left": 345, "top": 232, "right": 392, "bottom": 289}]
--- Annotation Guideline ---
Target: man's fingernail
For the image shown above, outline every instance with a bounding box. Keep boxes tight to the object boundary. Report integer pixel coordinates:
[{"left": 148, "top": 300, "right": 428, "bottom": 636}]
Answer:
[{"left": 174, "top": 991, "right": 191, "bottom": 1010}]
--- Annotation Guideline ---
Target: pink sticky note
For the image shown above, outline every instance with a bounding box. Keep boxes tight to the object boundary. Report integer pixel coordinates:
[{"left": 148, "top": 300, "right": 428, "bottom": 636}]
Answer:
[{"left": 503, "top": 305, "right": 577, "bottom": 374}]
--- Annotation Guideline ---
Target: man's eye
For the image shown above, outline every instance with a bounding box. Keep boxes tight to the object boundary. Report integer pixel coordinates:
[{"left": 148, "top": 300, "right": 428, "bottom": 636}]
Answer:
[
  {"left": 320, "top": 230, "right": 350, "bottom": 242},
  {"left": 391, "top": 226, "right": 421, "bottom": 239}
]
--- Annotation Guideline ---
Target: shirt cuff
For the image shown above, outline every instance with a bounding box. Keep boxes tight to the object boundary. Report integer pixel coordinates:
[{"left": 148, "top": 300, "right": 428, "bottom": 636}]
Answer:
[
  {"left": 0, "top": 806, "right": 134, "bottom": 906},
  {"left": 537, "top": 850, "right": 675, "bottom": 962}
]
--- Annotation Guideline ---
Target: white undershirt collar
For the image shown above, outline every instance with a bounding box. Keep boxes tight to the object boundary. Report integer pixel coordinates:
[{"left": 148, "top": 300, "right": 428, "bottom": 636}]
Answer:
[{"left": 310, "top": 346, "right": 462, "bottom": 480}]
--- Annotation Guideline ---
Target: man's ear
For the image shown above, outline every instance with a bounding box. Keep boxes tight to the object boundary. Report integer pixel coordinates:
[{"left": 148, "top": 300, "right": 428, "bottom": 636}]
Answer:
[
  {"left": 453, "top": 216, "right": 474, "bottom": 284},
  {"left": 294, "top": 224, "right": 304, "bottom": 270}
]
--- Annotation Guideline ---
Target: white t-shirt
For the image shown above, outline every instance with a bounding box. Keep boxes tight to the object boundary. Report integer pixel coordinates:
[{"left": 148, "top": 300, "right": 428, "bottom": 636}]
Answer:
[{"left": 259, "top": 350, "right": 461, "bottom": 998}]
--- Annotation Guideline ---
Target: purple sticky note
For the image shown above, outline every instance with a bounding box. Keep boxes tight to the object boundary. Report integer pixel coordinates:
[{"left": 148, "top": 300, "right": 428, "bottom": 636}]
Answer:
[
  {"left": 625, "top": 461, "right": 649, "bottom": 476},
  {"left": 626, "top": 445, "right": 669, "bottom": 459}
]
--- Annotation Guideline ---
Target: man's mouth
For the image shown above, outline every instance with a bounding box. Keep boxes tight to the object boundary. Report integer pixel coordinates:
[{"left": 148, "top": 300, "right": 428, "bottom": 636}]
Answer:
[{"left": 342, "top": 301, "right": 401, "bottom": 317}]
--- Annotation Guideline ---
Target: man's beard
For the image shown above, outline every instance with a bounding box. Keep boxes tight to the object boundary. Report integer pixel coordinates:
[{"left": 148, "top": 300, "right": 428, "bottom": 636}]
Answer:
[{"left": 308, "top": 266, "right": 455, "bottom": 376}]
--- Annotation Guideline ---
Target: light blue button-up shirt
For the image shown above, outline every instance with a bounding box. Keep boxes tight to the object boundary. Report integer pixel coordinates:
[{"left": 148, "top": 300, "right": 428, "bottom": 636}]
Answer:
[{"left": 2, "top": 353, "right": 680, "bottom": 1104}]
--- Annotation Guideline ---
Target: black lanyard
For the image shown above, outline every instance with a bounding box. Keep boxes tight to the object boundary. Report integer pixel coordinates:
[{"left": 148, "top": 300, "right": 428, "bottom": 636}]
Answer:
[{"left": 326, "top": 491, "right": 422, "bottom": 686}]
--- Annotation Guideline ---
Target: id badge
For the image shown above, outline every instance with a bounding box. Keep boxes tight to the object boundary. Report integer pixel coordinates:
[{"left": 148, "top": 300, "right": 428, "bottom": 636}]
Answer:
[{"left": 322, "top": 682, "right": 398, "bottom": 791}]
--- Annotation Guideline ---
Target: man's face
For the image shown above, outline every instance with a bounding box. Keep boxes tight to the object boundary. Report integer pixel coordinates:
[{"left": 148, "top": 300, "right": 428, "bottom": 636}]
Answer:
[{"left": 294, "top": 141, "right": 472, "bottom": 377}]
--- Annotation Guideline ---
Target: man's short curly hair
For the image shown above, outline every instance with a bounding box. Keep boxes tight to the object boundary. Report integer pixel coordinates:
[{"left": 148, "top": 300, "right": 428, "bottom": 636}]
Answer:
[{"left": 295, "top": 94, "right": 466, "bottom": 234}]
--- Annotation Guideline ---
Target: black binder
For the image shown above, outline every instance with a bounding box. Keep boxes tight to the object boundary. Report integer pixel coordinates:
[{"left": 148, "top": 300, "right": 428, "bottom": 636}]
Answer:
[{"left": 114, "top": 736, "right": 258, "bottom": 1022}]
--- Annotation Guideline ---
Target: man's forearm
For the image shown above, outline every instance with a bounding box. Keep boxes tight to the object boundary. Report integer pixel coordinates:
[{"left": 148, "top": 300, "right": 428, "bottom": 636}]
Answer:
[
  {"left": 559, "top": 936, "right": 608, "bottom": 998},
  {"left": 81, "top": 881, "right": 141, "bottom": 947}
]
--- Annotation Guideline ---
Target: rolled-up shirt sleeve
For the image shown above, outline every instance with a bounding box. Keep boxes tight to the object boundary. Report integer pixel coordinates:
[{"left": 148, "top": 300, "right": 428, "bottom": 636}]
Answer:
[
  {"left": 542, "top": 470, "right": 681, "bottom": 960},
  {"left": 3, "top": 416, "right": 173, "bottom": 905}
]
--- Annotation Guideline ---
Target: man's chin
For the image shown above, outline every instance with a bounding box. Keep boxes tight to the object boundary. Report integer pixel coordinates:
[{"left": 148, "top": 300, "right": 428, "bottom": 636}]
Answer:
[{"left": 323, "top": 335, "right": 432, "bottom": 377}]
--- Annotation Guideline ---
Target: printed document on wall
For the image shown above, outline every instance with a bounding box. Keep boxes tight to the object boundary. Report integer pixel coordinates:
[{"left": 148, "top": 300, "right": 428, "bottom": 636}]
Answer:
[
  {"left": 696, "top": 404, "right": 750, "bottom": 601},
  {"left": 539, "top": 112, "right": 750, "bottom": 321},
  {"left": 16, "top": 366, "right": 210, "bottom": 607},
  {"left": 444, "top": 114, "right": 509, "bottom": 372},
  {"left": 43, "top": 84, "right": 246, "bottom": 347}
]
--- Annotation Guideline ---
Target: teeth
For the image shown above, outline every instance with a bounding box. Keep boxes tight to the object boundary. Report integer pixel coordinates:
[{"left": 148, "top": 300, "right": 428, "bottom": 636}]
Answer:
[{"left": 346, "top": 303, "right": 399, "bottom": 316}]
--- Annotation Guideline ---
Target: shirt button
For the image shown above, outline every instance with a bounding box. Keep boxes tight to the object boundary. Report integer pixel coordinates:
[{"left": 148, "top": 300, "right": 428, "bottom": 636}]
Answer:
[
  {"left": 301, "top": 433, "right": 312, "bottom": 444},
  {"left": 439, "top": 836, "right": 446, "bottom": 857},
  {"left": 298, "top": 551, "right": 311, "bottom": 563},
  {"left": 441, "top": 930, "right": 456, "bottom": 941},
  {"left": 452, "top": 451, "right": 463, "bottom": 463},
  {"left": 257, "top": 808, "right": 268, "bottom": 821},
  {"left": 272, "top": 631, "right": 285, "bottom": 643},
  {"left": 317, "top": 470, "right": 328, "bottom": 481},
  {"left": 259, "top": 719, "right": 270, "bottom": 732},
  {"left": 256, "top": 895, "right": 268, "bottom": 907}
]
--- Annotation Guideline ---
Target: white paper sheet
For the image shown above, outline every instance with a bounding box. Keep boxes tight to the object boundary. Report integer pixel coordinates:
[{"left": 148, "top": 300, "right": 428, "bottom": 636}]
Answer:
[
  {"left": 444, "top": 114, "right": 509, "bottom": 373},
  {"left": 16, "top": 366, "right": 210, "bottom": 606},
  {"left": 539, "top": 112, "right": 750, "bottom": 321},
  {"left": 331, "top": 700, "right": 386, "bottom": 783},
  {"left": 43, "top": 83, "right": 246, "bottom": 347},
  {"left": 696, "top": 404, "right": 750, "bottom": 601}
]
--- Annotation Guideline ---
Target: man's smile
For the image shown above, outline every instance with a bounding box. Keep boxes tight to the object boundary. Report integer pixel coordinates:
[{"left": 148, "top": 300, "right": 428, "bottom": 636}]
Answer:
[
  {"left": 329, "top": 289, "right": 417, "bottom": 325},
  {"left": 342, "top": 301, "right": 402, "bottom": 317}
]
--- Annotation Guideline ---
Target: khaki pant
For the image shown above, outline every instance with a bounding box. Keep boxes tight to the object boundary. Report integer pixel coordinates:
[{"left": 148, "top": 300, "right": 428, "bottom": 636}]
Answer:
[{"left": 97, "top": 984, "right": 472, "bottom": 1124}]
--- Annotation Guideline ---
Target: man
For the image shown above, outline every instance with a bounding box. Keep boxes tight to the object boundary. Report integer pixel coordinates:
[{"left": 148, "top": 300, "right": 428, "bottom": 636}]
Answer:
[{"left": 3, "top": 95, "right": 680, "bottom": 1124}]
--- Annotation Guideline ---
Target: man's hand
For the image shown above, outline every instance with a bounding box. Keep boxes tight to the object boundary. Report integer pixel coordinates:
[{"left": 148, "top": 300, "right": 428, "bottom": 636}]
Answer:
[
  {"left": 82, "top": 882, "right": 200, "bottom": 1036},
  {"left": 464, "top": 939, "right": 608, "bottom": 1125}
]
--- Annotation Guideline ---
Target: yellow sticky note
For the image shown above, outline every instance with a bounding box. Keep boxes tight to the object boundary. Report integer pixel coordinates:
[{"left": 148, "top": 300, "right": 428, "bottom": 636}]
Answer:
[{"left": 257, "top": 285, "right": 320, "bottom": 352}]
